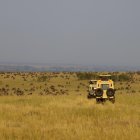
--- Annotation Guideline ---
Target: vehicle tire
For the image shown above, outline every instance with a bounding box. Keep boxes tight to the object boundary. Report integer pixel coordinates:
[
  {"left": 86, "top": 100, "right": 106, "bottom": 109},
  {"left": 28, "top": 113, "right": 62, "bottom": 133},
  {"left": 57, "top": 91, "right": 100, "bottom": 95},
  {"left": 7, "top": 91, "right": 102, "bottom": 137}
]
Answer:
[
  {"left": 95, "top": 88, "right": 103, "bottom": 97},
  {"left": 106, "top": 88, "right": 115, "bottom": 97}
]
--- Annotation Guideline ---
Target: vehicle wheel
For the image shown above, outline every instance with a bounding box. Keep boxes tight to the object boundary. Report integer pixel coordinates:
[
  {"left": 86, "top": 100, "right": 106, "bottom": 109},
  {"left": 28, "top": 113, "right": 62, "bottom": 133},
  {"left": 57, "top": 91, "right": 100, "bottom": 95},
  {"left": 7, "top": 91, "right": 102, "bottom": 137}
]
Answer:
[
  {"left": 95, "top": 88, "right": 103, "bottom": 97},
  {"left": 107, "top": 88, "right": 115, "bottom": 97}
]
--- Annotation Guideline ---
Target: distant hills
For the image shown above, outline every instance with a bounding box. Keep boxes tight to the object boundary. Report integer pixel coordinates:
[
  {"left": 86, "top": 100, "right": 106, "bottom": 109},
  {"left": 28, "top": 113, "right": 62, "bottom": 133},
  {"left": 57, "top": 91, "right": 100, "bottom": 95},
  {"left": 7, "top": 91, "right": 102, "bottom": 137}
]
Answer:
[{"left": 0, "top": 62, "right": 139, "bottom": 72}]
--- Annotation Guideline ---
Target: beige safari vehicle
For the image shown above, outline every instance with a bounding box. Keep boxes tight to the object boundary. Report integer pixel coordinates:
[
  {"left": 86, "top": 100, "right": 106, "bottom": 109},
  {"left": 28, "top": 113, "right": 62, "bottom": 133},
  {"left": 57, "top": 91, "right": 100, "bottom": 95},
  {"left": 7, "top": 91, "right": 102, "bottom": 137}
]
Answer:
[
  {"left": 87, "top": 80, "right": 97, "bottom": 98},
  {"left": 87, "top": 75, "right": 116, "bottom": 103}
]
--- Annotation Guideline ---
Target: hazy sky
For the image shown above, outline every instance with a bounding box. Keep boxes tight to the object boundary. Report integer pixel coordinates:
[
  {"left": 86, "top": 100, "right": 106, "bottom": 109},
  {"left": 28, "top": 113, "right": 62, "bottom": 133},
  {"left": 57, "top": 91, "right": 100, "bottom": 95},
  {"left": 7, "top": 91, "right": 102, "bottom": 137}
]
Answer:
[{"left": 0, "top": 0, "right": 140, "bottom": 66}]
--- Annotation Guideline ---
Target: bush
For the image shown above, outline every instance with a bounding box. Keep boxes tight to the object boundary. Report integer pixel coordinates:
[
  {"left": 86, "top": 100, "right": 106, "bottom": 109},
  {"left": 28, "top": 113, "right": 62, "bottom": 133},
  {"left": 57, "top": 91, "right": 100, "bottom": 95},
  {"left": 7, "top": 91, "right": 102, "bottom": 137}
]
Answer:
[
  {"left": 132, "top": 90, "right": 136, "bottom": 93},
  {"left": 112, "top": 73, "right": 131, "bottom": 82},
  {"left": 112, "top": 75, "right": 119, "bottom": 81},
  {"left": 76, "top": 72, "right": 98, "bottom": 80},
  {"left": 136, "top": 71, "right": 140, "bottom": 75},
  {"left": 37, "top": 76, "right": 48, "bottom": 82},
  {"left": 118, "top": 74, "right": 131, "bottom": 81}
]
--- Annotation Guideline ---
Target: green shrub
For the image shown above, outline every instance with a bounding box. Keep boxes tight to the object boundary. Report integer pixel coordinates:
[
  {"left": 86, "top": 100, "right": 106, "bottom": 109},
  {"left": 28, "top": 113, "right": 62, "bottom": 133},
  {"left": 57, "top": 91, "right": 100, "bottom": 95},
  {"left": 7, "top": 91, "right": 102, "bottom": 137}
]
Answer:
[
  {"left": 112, "top": 73, "right": 131, "bottom": 82},
  {"left": 132, "top": 90, "right": 136, "bottom": 93},
  {"left": 37, "top": 76, "right": 48, "bottom": 82},
  {"left": 112, "top": 75, "right": 119, "bottom": 81},
  {"left": 118, "top": 74, "right": 131, "bottom": 81},
  {"left": 76, "top": 72, "right": 98, "bottom": 80}
]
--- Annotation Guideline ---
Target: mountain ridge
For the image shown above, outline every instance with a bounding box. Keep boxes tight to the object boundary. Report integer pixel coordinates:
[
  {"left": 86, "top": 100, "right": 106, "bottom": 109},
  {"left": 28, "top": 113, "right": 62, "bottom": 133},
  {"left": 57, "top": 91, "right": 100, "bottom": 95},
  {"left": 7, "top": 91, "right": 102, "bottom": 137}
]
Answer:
[{"left": 0, "top": 62, "right": 139, "bottom": 72}]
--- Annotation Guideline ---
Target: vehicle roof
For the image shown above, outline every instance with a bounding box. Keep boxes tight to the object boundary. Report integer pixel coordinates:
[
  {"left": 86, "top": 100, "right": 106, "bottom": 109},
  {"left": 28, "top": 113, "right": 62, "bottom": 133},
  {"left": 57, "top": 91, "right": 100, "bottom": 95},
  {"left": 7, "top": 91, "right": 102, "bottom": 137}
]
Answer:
[{"left": 99, "top": 75, "right": 112, "bottom": 77}]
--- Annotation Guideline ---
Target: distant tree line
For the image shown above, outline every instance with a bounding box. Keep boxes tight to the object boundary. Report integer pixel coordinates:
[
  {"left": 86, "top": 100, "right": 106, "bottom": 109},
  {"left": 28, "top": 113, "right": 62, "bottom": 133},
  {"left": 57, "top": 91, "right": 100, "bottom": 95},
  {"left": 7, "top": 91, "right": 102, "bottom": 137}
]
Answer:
[
  {"left": 111, "top": 73, "right": 132, "bottom": 82},
  {"left": 76, "top": 72, "right": 132, "bottom": 81}
]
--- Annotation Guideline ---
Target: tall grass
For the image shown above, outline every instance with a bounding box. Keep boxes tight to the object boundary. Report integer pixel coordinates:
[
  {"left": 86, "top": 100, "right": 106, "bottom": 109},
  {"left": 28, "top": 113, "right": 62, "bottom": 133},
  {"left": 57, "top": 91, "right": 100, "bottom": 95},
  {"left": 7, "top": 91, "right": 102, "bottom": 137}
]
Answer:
[{"left": 0, "top": 93, "right": 139, "bottom": 140}]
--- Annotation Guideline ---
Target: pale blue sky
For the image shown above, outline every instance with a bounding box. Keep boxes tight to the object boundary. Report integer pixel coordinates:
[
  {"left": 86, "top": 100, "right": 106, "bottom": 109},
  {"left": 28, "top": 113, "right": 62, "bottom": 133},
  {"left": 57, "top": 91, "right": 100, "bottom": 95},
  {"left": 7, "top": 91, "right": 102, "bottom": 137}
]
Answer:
[{"left": 0, "top": 0, "right": 140, "bottom": 66}]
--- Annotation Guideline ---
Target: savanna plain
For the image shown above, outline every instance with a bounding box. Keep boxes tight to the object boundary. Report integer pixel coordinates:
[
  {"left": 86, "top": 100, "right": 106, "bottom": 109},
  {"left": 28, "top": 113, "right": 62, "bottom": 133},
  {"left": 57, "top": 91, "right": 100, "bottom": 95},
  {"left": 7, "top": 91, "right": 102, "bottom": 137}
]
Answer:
[{"left": 0, "top": 72, "right": 139, "bottom": 140}]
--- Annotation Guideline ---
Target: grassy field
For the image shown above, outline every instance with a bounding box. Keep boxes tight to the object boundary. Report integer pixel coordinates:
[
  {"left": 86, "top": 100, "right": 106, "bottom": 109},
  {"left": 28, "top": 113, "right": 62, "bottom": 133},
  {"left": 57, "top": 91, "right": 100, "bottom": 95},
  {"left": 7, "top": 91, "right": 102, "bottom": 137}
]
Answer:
[{"left": 0, "top": 72, "right": 139, "bottom": 140}]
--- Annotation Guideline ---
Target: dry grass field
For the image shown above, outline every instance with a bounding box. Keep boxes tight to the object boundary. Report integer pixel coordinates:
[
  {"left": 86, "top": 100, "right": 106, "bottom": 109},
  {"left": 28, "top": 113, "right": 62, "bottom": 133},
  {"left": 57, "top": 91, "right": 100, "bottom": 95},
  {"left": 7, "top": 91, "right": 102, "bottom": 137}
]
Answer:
[{"left": 0, "top": 72, "right": 139, "bottom": 140}]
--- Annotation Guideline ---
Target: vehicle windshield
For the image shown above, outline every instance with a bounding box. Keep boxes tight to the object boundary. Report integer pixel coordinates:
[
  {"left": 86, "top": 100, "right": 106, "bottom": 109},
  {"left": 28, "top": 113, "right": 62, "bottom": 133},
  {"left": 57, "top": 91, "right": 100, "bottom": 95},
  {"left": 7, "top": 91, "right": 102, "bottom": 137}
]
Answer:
[{"left": 101, "top": 84, "right": 109, "bottom": 90}]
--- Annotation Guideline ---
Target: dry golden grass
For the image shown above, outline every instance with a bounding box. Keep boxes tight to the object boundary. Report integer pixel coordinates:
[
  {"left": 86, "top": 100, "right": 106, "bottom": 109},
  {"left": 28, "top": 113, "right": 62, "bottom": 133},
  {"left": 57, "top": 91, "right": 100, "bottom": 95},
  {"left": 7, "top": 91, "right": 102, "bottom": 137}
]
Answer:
[
  {"left": 0, "top": 72, "right": 139, "bottom": 140},
  {"left": 0, "top": 93, "right": 139, "bottom": 140}
]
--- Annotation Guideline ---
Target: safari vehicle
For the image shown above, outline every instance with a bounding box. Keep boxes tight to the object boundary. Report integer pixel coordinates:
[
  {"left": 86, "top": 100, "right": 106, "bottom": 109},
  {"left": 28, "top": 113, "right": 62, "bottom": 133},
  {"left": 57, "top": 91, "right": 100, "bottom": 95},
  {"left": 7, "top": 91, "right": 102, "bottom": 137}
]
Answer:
[
  {"left": 87, "top": 75, "right": 116, "bottom": 103},
  {"left": 87, "top": 80, "right": 97, "bottom": 99},
  {"left": 95, "top": 75, "right": 116, "bottom": 103}
]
